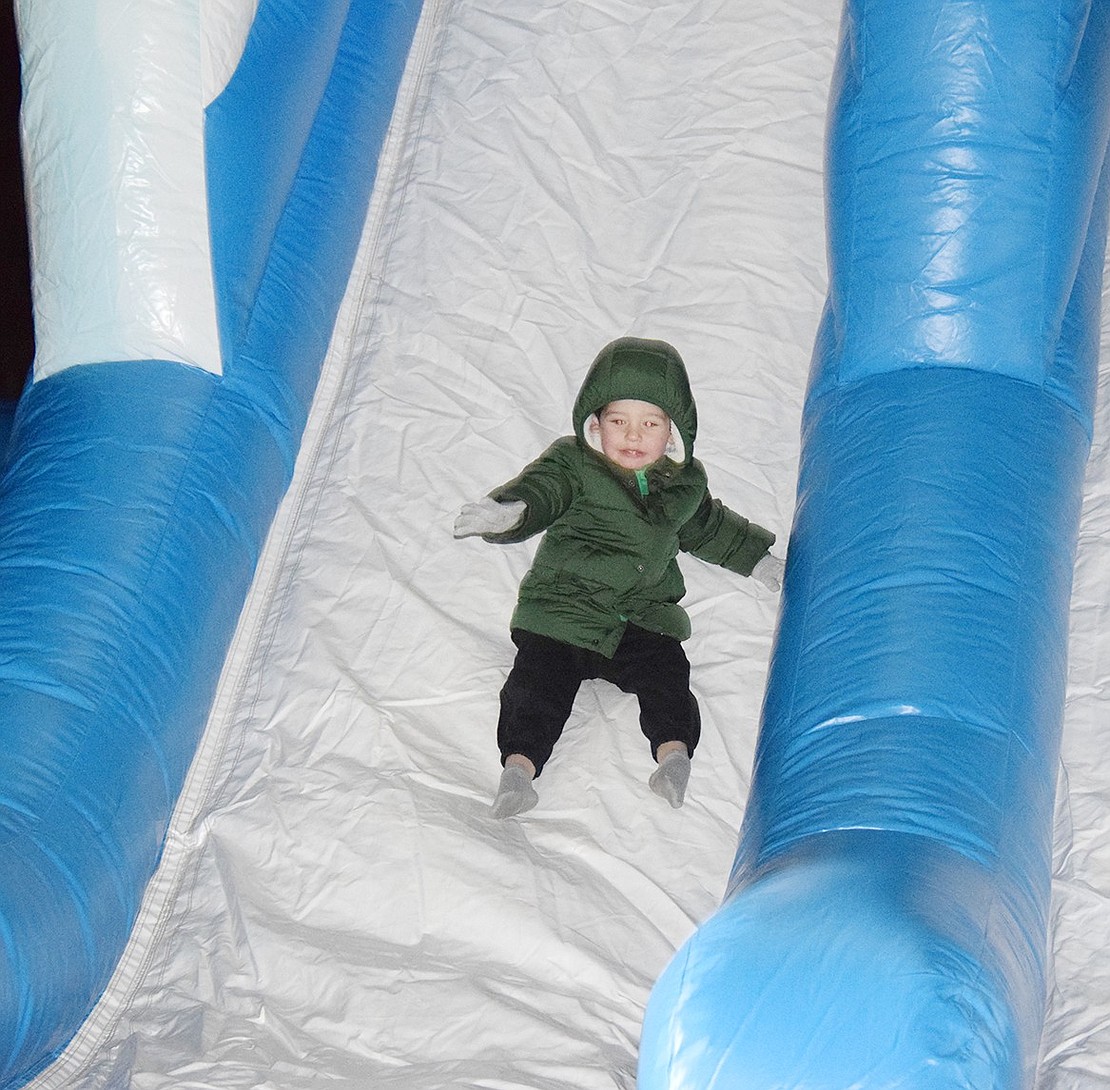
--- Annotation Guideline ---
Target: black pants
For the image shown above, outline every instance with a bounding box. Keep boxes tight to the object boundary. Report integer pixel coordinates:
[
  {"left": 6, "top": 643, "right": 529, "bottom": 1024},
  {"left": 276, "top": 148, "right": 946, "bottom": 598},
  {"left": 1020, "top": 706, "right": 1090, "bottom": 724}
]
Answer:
[{"left": 497, "top": 625, "right": 701, "bottom": 776}]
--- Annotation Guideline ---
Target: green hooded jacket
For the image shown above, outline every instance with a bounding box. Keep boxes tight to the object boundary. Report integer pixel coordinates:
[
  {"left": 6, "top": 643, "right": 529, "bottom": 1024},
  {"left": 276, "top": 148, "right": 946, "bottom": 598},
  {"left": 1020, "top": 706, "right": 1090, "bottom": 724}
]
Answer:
[{"left": 484, "top": 337, "right": 775, "bottom": 657}]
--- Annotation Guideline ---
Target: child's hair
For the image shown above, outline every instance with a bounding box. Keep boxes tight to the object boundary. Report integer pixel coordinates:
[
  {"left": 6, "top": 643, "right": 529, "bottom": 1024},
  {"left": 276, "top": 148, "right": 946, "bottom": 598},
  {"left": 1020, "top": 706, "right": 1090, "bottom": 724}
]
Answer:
[{"left": 594, "top": 401, "right": 671, "bottom": 421}]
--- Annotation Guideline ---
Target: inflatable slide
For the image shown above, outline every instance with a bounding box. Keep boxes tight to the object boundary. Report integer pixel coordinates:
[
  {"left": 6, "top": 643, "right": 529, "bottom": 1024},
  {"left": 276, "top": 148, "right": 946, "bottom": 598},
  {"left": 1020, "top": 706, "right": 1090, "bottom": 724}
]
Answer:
[{"left": 3, "top": 1, "right": 1110, "bottom": 1089}]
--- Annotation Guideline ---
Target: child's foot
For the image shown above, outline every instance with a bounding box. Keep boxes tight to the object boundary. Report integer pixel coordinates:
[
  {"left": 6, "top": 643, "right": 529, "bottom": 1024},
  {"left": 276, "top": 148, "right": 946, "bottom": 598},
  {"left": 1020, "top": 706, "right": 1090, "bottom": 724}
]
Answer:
[
  {"left": 649, "top": 749, "right": 690, "bottom": 808},
  {"left": 491, "top": 763, "right": 538, "bottom": 818}
]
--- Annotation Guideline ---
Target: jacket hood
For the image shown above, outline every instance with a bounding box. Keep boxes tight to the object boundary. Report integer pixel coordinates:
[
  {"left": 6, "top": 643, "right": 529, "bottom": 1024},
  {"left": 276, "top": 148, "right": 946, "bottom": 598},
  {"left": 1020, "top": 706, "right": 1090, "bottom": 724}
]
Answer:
[{"left": 572, "top": 337, "right": 697, "bottom": 466}]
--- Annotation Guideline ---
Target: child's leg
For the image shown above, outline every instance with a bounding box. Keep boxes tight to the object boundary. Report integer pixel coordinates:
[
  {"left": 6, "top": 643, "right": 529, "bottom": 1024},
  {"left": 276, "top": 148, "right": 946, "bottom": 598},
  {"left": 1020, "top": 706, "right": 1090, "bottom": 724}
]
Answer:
[
  {"left": 493, "top": 630, "right": 584, "bottom": 816},
  {"left": 604, "top": 625, "right": 701, "bottom": 757},
  {"left": 498, "top": 629, "right": 584, "bottom": 773},
  {"left": 603, "top": 625, "right": 701, "bottom": 806}
]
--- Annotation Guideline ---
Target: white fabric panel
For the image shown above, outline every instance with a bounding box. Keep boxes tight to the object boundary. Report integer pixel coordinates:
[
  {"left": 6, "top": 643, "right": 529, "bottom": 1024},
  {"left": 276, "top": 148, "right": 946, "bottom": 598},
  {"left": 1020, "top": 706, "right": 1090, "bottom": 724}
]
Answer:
[
  {"left": 1045, "top": 341, "right": 1110, "bottom": 1087},
  {"left": 201, "top": 0, "right": 257, "bottom": 102},
  {"left": 17, "top": 0, "right": 230, "bottom": 379},
  {"left": 28, "top": 0, "right": 1110, "bottom": 1087}
]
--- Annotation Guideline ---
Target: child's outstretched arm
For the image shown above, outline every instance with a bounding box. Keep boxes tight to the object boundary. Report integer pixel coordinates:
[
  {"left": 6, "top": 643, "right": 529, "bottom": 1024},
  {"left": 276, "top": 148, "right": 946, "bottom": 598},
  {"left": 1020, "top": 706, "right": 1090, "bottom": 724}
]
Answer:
[
  {"left": 678, "top": 492, "right": 782, "bottom": 588},
  {"left": 453, "top": 439, "right": 577, "bottom": 544}
]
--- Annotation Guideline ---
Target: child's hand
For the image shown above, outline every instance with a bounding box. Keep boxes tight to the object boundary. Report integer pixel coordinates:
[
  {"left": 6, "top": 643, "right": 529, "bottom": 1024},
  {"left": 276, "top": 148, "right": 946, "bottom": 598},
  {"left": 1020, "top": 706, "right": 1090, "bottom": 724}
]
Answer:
[
  {"left": 453, "top": 497, "right": 527, "bottom": 538},
  {"left": 752, "top": 552, "right": 785, "bottom": 592}
]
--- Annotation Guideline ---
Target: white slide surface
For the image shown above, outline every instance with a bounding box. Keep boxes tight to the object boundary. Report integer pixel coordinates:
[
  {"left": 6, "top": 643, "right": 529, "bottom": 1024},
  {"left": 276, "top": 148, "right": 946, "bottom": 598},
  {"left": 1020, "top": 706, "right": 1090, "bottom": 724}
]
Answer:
[{"left": 31, "top": 1, "right": 1110, "bottom": 1087}]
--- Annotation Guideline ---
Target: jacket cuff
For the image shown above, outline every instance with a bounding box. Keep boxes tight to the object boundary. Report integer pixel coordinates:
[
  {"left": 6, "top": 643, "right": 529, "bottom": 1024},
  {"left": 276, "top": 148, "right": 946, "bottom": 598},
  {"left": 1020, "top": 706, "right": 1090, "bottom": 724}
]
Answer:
[
  {"left": 481, "top": 487, "right": 536, "bottom": 543},
  {"left": 735, "top": 523, "right": 776, "bottom": 576}
]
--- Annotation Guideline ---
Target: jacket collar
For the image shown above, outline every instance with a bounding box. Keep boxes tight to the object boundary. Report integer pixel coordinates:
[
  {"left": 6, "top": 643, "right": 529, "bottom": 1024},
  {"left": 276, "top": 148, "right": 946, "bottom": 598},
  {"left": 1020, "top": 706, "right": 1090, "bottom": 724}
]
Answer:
[{"left": 584, "top": 444, "right": 681, "bottom": 492}]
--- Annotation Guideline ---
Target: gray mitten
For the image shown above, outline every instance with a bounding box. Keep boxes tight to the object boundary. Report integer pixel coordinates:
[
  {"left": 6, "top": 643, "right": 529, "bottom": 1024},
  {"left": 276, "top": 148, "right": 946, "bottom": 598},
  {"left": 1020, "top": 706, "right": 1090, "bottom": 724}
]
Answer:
[
  {"left": 751, "top": 552, "right": 786, "bottom": 592},
  {"left": 649, "top": 749, "right": 691, "bottom": 809},
  {"left": 453, "top": 496, "right": 527, "bottom": 538}
]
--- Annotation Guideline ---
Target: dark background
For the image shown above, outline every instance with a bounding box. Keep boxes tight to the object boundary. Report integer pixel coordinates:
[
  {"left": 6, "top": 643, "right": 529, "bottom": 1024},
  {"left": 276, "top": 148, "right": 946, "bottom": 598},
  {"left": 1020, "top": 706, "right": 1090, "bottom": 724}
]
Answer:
[{"left": 1, "top": 0, "right": 34, "bottom": 402}]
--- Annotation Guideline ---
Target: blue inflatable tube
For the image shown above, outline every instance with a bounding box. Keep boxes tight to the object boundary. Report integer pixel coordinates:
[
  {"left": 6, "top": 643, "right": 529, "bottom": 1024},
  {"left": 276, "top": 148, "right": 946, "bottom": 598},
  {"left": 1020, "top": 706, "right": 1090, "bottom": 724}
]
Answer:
[
  {"left": 0, "top": 400, "right": 13, "bottom": 459},
  {"left": 640, "top": 2, "right": 1110, "bottom": 1087},
  {"left": 0, "top": 2, "right": 421, "bottom": 1086}
]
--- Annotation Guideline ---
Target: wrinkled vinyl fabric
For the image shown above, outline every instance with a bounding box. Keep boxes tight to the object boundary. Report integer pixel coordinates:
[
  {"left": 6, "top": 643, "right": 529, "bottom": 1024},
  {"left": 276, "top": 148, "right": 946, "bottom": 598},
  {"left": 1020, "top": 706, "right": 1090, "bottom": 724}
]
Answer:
[{"left": 6, "top": 1, "right": 1110, "bottom": 1089}]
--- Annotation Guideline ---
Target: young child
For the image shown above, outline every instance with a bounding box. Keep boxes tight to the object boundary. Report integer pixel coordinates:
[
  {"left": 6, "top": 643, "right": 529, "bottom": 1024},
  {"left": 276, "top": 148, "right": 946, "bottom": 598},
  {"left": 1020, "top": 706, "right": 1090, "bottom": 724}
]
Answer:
[{"left": 454, "top": 336, "right": 784, "bottom": 818}]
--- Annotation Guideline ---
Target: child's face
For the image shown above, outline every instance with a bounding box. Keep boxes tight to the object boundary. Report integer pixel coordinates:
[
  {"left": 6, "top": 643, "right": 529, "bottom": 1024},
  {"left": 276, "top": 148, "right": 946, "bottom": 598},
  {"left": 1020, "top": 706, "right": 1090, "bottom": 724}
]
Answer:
[{"left": 590, "top": 399, "right": 672, "bottom": 470}]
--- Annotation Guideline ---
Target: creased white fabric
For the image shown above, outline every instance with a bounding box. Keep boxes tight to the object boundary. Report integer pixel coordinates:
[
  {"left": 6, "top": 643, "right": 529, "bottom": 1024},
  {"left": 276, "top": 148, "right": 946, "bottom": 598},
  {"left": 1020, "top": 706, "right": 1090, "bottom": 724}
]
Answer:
[{"left": 29, "top": 0, "right": 1110, "bottom": 1087}]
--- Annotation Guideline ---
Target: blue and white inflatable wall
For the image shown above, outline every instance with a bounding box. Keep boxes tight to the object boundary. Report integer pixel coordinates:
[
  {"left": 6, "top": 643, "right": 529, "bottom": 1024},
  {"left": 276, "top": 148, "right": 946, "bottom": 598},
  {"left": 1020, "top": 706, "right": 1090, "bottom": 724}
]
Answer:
[
  {"left": 641, "top": 2, "right": 1110, "bottom": 1088},
  {"left": 1, "top": 2, "right": 421, "bottom": 1085},
  {"left": 3, "top": 1, "right": 1110, "bottom": 1089}
]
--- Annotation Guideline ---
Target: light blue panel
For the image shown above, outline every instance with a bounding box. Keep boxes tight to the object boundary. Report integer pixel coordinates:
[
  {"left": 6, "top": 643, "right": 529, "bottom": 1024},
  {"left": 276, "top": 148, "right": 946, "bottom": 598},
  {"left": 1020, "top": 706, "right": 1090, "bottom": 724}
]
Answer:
[
  {"left": 810, "top": 0, "right": 1110, "bottom": 408},
  {"left": 0, "top": 1, "right": 422, "bottom": 1086},
  {"left": 205, "top": 0, "right": 351, "bottom": 366},
  {"left": 753, "top": 371, "right": 1085, "bottom": 863},
  {"left": 0, "top": 362, "right": 247, "bottom": 1084},
  {"left": 639, "top": 1, "right": 1110, "bottom": 1087},
  {"left": 642, "top": 832, "right": 1028, "bottom": 1090},
  {"left": 207, "top": 0, "right": 423, "bottom": 466}
]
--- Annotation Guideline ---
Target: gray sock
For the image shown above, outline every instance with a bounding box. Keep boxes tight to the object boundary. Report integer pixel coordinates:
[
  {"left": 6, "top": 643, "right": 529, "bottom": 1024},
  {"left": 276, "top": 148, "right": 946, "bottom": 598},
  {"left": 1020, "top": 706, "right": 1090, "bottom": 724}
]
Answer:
[
  {"left": 491, "top": 763, "right": 538, "bottom": 818},
  {"left": 649, "top": 749, "right": 690, "bottom": 808}
]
